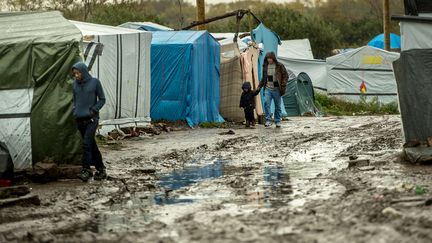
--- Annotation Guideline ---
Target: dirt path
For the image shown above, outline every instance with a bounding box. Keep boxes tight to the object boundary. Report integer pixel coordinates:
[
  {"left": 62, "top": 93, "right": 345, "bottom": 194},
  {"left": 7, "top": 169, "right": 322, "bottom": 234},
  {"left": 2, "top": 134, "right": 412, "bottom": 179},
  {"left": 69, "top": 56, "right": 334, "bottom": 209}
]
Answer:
[{"left": 1, "top": 116, "right": 432, "bottom": 243}]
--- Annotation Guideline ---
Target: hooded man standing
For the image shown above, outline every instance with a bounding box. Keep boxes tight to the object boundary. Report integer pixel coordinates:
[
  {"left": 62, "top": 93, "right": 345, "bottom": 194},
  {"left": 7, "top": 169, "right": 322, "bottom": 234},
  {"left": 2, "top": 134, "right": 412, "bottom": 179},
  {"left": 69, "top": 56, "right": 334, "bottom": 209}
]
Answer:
[
  {"left": 72, "top": 62, "right": 107, "bottom": 182},
  {"left": 260, "top": 52, "right": 288, "bottom": 128}
]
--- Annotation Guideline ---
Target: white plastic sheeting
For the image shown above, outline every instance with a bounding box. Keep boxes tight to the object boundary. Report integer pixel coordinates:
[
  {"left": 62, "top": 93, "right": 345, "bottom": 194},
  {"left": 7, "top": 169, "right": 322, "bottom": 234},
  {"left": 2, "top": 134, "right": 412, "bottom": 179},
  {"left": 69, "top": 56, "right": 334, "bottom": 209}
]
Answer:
[
  {"left": 72, "top": 21, "right": 152, "bottom": 127},
  {"left": 278, "top": 57, "right": 327, "bottom": 91},
  {"left": 0, "top": 89, "right": 33, "bottom": 170},
  {"left": 211, "top": 33, "right": 248, "bottom": 51},
  {"left": 278, "top": 39, "right": 314, "bottom": 60},
  {"left": 326, "top": 46, "right": 400, "bottom": 104},
  {"left": 400, "top": 21, "right": 432, "bottom": 51}
]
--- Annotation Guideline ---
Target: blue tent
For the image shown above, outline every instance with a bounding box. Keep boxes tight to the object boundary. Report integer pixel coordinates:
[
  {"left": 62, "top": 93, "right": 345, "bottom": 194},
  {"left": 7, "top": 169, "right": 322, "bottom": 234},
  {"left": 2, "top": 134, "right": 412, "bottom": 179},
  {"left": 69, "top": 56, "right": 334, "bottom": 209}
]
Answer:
[
  {"left": 368, "top": 33, "right": 401, "bottom": 49},
  {"left": 150, "top": 31, "right": 224, "bottom": 127},
  {"left": 252, "top": 23, "right": 288, "bottom": 117}
]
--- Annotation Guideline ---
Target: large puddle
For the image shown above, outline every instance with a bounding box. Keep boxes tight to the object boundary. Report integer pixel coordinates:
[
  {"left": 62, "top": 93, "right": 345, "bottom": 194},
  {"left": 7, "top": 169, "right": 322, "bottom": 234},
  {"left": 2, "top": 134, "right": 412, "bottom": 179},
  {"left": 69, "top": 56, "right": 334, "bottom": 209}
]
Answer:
[{"left": 91, "top": 157, "right": 343, "bottom": 233}]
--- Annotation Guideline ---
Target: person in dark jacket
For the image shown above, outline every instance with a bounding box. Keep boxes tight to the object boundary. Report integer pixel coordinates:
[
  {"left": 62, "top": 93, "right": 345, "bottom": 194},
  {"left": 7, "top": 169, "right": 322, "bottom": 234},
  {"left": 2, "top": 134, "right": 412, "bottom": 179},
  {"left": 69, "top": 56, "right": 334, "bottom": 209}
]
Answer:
[
  {"left": 240, "top": 81, "right": 262, "bottom": 128},
  {"left": 260, "top": 52, "right": 288, "bottom": 128},
  {"left": 72, "top": 62, "right": 107, "bottom": 182}
]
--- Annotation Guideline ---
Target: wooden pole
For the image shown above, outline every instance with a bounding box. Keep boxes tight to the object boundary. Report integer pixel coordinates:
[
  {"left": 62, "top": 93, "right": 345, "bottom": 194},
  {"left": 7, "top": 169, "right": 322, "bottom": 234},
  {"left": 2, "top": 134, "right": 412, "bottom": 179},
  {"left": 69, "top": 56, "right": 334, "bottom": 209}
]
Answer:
[
  {"left": 383, "top": 0, "right": 390, "bottom": 51},
  {"left": 196, "top": 0, "right": 205, "bottom": 30}
]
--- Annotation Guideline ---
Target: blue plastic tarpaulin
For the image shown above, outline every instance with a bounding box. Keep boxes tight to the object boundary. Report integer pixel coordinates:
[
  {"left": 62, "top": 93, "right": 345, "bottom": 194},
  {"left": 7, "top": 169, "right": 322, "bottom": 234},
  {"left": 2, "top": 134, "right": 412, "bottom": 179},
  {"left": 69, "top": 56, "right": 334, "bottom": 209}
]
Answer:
[
  {"left": 368, "top": 33, "right": 401, "bottom": 50},
  {"left": 252, "top": 23, "right": 288, "bottom": 117},
  {"left": 150, "top": 31, "right": 224, "bottom": 127}
]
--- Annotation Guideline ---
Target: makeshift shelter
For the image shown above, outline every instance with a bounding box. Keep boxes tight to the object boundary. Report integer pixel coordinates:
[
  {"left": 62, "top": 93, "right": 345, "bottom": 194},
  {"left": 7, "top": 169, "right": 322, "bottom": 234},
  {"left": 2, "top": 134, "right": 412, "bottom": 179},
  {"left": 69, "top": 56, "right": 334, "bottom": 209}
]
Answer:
[
  {"left": 278, "top": 39, "right": 314, "bottom": 60},
  {"left": 150, "top": 31, "right": 224, "bottom": 126},
  {"left": 71, "top": 21, "right": 152, "bottom": 128},
  {"left": 219, "top": 42, "right": 263, "bottom": 122},
  {"left": 283, "top": 73, "right": 317, "bottom": 117},
  {"left": 326, "top": 46, "right": 400, "bottom": 104},
  {"left": 211, "top": 33, "right": 248, "bottom": 50},
  {"left": 392, "top": 1, "right": 432, "bottom": 162},
  {"left": 0, "top": 12, "right": 82, "bottom": 170},
  {"left": 119, "top": 22, "right": 172, "bottom": 31},
  {"left": 367, "top": 33, "right": 401, "bottom": 50},
  {"left": 278, "top": 57, "right": 327, "bottom": 92}
]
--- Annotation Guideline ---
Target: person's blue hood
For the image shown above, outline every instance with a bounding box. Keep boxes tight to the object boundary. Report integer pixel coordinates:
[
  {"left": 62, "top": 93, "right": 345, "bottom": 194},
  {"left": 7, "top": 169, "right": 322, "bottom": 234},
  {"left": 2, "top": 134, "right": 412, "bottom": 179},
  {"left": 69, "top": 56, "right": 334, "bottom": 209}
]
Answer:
[{"left": 72, "top": 62, "right": 92, "bottom": 82}]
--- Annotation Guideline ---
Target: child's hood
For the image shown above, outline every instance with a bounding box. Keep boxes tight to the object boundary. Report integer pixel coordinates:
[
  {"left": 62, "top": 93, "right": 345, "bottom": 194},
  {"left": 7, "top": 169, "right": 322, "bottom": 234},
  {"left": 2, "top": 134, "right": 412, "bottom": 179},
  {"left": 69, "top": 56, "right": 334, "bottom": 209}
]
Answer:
[{"left": 242, "top": 82, "right": 252, "bottom": 91}]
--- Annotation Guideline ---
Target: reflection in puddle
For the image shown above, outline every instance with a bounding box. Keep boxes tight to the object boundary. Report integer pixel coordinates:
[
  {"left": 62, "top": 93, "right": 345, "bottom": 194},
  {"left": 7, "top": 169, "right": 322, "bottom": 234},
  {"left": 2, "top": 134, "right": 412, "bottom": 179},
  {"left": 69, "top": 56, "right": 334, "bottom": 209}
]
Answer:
[
  {"left": 158, "top": 159, "right": 225, "bottom": 190},
  {"left": 93, "top": 160, "right": 295, "bottom": 233}
]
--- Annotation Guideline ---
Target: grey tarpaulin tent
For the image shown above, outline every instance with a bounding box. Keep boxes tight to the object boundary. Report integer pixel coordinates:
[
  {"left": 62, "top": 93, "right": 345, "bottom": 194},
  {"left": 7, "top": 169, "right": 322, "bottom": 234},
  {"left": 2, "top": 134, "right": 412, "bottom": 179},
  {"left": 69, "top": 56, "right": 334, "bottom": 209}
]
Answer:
[
  {"left": 0, "top": 12, "right": 82, "bottom": 170},
  {"left": 326, "top": 46, "right": 400, "bottom": 104},
  {"left": 71, "top": 21, "right": 152, "bottom": 130},
  {"left": 283, "top": 73, "right": 318, "bottom": 117},
  {"left": 392, "top": 1, "right": 432, "bottom": 162}
]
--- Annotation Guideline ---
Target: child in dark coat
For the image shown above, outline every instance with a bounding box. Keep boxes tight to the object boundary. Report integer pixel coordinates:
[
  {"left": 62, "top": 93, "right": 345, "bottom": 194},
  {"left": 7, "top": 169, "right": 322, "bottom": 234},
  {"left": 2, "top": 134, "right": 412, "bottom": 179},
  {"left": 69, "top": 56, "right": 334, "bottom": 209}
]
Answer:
[{"left": 240, "top": 82, "right": 262, "bottom": 128}]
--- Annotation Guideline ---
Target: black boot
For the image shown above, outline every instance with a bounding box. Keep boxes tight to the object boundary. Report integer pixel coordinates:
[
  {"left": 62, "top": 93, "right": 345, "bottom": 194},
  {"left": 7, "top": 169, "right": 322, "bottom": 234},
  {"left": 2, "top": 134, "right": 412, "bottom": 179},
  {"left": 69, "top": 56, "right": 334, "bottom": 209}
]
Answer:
[
  {"left": 77, "top": 168, "right": 93, "bottom": 182},
  {"left": 94, "top": 169, "right": 107, "bottom": 180}
]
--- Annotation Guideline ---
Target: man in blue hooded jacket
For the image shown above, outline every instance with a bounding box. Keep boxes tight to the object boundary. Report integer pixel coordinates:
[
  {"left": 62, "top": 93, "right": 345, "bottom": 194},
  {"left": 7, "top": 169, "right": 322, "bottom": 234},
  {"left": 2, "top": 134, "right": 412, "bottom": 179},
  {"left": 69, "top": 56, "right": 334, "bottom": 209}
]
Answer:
[{"left": 72, "top": 62, "right": 107, "bottom": 182}]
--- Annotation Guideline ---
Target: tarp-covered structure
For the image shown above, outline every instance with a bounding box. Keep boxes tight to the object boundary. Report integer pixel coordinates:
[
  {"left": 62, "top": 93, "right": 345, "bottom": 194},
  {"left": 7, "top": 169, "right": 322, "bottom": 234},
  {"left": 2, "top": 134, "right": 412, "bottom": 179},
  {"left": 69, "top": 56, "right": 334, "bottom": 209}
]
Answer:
[
  {"left": 392, "top": 2, "right": 432, "bottom": 162},
  {"left": 278, "top": 39, "right": 314, "bottom": 60},
  {"left": 0, "top": 12, "right": 82, "bottom": 170},
  {"left": 283, "top": 73, "right": 317, "bottom": 117},
  {"left": 119, "top": 22, "right": 172, "bottom": 32},
  {"left": 219, "top": 42, "right": 262, "bottom": 122},
  {"left": 71, "top": 21, "right": 152, "bottom": 128},
  {"left": 367, "top": 33, "right": 401, "bottom": 50},
  {"left": 326, "top": 46, "right": 400, "bottom": 104},
  {"left": 150, "top": 31, "right": 224, "bottom": 127},
  {"left": 278, "top": 57, "right": 327, "bottom": 92}
]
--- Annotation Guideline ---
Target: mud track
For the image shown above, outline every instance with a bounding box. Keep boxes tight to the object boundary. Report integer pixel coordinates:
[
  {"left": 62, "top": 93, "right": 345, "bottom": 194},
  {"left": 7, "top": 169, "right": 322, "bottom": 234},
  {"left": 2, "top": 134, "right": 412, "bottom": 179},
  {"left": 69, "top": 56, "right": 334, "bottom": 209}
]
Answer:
[{"left": 1, "top": 116, "right": 432, "bottom": 243}]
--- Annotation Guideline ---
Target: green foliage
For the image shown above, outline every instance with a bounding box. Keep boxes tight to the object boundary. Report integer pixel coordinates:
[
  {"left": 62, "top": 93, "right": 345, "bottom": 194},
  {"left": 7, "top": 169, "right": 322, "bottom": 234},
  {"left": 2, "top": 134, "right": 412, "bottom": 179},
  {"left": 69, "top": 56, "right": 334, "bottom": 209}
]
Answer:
[
  {"left": 3, "top": 0, "right": 406, "bottom": 57},
  {"left": 315, "top": 93, "right": 399, "bottom": 116}
]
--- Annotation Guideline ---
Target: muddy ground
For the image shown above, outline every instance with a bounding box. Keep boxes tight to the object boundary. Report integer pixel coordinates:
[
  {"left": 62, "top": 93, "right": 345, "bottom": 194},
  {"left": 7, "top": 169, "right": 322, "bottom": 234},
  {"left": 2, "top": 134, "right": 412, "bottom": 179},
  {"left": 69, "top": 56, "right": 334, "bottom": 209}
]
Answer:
[{"left": 1, "top": 115, "right": 432, "bottom": 243}]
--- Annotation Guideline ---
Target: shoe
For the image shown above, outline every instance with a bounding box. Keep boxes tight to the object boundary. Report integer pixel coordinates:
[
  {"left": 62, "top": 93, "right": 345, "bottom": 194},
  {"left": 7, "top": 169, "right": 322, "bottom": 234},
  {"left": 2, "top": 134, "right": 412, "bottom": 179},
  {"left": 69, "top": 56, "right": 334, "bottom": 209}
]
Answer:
[
  {"left": 94, "top": 169, "right": 107, "bottom": 180},
  {"left": 265, "top": 122, "right": 272, "bottom": 127},
  {"left": 77, "top": 168, "right": 93, "bottom": 182},
  {"left": 245, "top": 121, "right": 250, "bottom": 128},
  {"left": 276, "top": 123, "right": 281, "bottom": 128}
]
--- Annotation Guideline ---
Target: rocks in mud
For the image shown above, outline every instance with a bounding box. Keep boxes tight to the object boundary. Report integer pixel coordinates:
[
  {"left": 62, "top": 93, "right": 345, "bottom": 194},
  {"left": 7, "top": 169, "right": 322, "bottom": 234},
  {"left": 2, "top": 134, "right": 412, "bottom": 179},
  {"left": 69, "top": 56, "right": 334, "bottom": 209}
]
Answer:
[
  {"left": 30, "top": 162, "right": 59, "bottom": 183},
  {"left": 58, "top": 165, "right": 82, "bottom": 179},
  {"left": 26, "top": 231, "right": 56, "bottom": 243},
  {"left": 131, "top": 167, "right": 157, "bottom": 175},
  {"left": 382, "top": 207, "right": 402, "bottom": 217},
  {"left": 358, "top": 166, "right": 375, "bottom": 171},
  {"left": 219, "top": 130, "right": 236, "bottom": 135},
  {"left": 347, "top": 159, "right": 370, "bottom": 168}
]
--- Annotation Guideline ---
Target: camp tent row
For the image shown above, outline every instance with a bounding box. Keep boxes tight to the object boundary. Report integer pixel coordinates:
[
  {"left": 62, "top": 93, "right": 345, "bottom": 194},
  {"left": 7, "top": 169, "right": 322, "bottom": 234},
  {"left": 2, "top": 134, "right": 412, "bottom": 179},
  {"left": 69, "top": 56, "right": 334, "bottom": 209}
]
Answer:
[{"left": 0, "top": 12, "right": 225, "bottom": 171}]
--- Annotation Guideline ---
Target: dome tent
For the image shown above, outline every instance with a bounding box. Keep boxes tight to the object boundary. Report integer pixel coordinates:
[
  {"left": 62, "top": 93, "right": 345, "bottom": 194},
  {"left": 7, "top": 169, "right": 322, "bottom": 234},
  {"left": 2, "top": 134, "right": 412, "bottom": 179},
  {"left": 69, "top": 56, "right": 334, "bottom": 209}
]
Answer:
[{"left": 367, "top": 33, "right": 401, "bottom": 50}]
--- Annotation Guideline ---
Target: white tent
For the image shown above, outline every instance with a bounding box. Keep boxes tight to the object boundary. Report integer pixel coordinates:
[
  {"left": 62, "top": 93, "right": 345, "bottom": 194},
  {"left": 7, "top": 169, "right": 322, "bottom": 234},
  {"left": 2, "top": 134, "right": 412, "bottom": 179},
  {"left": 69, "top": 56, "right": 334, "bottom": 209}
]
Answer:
[
  {"left": 278, "top": 39, "right": 314, "bottom": 59},
  {"left": 278, "top": 57, "right": 327, "bottom": 92},
  {"left": 71, "top": 21, "right": 152, "bottom": 127},
  {"left": 326, "top": 46, "right": 400, "bottom": 104},
  {"left": 119, "top": 22, "right": 173, "bottom": 31},
  {"left": 211, "top": 33, "right": 248, "bottom": 51}
]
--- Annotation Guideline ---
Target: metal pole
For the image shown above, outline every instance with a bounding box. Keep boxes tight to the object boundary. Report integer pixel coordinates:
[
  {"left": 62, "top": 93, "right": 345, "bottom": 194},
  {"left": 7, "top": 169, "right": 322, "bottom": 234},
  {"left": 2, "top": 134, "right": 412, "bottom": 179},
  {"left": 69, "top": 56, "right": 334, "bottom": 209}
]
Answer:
[
  {"left": 196, "top": 0, "right": 205, "bottom": 30},
  {"left": 383, "top": 0, "right": 390, "bottom": 51}
]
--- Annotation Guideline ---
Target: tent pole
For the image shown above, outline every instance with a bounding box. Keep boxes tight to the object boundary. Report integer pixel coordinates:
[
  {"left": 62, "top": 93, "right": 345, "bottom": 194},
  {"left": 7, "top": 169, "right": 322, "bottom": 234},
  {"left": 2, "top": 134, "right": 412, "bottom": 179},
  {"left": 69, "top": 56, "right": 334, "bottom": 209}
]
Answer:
[
  {"left": 196, "top": 0, "right": 205, "bottom": 30},
  {"left": 383, "top": 0, "right": 390, "bottom": 51}
]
